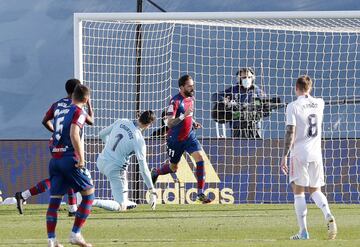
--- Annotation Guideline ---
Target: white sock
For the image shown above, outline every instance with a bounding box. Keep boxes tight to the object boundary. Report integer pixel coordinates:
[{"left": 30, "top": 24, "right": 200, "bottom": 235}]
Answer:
[
  {"left": 68, "top": 204, "right": 78, "bottom": 213},
  {"left": 311, "top": 190, "right": 332, "bottom": 220},
  {"left": 70, "top": 231, "right": 81, "bottom": 237},
  {"left": 294, "top": 194, "right": 308, "bottom": 233},
  {"left": 93, "top": 199, "right": 120, "bottom": 211},
  {"left": 22, "top": 190, "right": 31, "bottom": 200}
]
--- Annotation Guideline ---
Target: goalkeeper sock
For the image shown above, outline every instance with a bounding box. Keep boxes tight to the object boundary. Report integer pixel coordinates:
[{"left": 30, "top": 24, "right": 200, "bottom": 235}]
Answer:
[
  {"left": 46, "top": 197, "right": 62, "bottom": 238},
  {"left": 67, "top": 188, "right": 77, "bottom": 207},
  {"left": 294, "top": 194, "right": 308, "bottom": 233},
  {"left": 72, "top": 193, "right": 94, "bottom": 234},
  {"left": 311, "top": 191, "right": 332, "bottom": 219},
  {"left": 29, "top": 178, "right": 51, "bottom": 196},
  {"left": 93, "top": 199, "right": 121, "bottom": 211},
  {"left": 196, "top": 161, "right": 205, "bottom": 194},
  {"left": 156, "top": 163, "right": 173, "bottom": 176}
]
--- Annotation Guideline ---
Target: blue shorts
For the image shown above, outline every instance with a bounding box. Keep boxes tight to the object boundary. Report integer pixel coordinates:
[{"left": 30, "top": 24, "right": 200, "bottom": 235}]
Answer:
[
  {"left": 49, "top": 156, "right": 94, "bottom": 196},
  {"left": 167, "top": 135, "right": 202, "bottom": 164}
]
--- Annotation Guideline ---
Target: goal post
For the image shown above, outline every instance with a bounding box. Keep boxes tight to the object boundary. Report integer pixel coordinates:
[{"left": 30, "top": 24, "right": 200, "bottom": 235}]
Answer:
[{"left": 74, "top": 11, "right": 360, "bottom": 204}]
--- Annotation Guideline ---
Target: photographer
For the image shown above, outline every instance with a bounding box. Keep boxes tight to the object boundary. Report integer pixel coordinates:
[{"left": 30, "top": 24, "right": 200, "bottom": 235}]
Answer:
[{"left": 212, "top": 68, "right": 266, "bottom": 138}]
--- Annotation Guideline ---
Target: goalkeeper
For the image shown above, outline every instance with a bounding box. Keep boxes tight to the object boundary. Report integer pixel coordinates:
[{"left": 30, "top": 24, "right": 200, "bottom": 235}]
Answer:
[
  {"left": 211, "top": 68, "right": 266, "bottom": 138},
  {"left": 93, "top": 111, "right": 157, "bottom": 211}
]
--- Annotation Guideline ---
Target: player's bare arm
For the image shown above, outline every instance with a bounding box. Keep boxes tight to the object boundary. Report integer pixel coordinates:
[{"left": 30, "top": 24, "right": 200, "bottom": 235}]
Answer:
[
  {"left": 280, "top": 125, "right": 295, "bottom": 175},
  {"left": 85, "top": 98, "right": 94, "bottom": 125},
  {"left": 167, "top": 106, "right": 193, "bottom": 128},
  {"left": 42, "top": 115, "right": 54, "bottom": 133},
  {"left": 70, "top": 124, "right": 85, "bottom": 168}
]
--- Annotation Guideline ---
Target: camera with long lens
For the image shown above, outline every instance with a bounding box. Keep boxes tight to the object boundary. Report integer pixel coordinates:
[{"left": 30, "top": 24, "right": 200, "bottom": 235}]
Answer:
[{"left": 211, "top": 97, "right": 283, "bottom": 124}]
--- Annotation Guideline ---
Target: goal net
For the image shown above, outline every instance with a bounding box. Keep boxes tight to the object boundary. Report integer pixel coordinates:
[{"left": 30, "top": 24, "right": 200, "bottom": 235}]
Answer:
[{"left": 75, "top": 12, "right": 360, "bottom": 204}]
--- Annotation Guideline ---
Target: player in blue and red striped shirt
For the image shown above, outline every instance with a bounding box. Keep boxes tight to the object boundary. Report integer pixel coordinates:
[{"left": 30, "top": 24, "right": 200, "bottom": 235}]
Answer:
[
  {"left": 15, "top": 79, "right": 93, "bottom": 217},
  {"left": 47, "top": 84, "right": 94, "bottom": 247},
  {"left": 151, "top": 74, "right": 212, "bottom": 203}
]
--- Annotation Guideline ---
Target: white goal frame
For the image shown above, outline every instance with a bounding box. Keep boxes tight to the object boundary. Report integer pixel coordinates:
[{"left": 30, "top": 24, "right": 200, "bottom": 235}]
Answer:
[{"left": 74, "top": 11, "right": 360, "bottom": 204}]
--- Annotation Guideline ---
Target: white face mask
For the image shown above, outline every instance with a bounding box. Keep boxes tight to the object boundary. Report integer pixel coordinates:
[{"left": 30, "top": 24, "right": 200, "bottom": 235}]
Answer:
[{"left": 242, "top": 78, "right": 252, "bottom": 89}]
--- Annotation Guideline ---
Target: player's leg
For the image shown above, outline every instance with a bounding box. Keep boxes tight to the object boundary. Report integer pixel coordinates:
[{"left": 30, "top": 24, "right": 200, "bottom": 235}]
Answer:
[
  {"left": 255, "top": 120, "right": 263, "bottom": 139},
  {"left": 95, "top": 159, "right": 136, "bottom": 211},
  {"left": 66, "top": 162, "right": 94, "bottom": 247},
  {"left": 67, "top": 188, "right": 78, "bottom": 217},
  {"left": 308, "top": 161, "right": 337, "bottom": 239},
  {"left": 151, "top": 139, "right": 183, "bottom": 184},
  {"left": 119, "top": 170, "right": 137, "bottom": 209},
  {"left": 93, "top": 168, "right": 127, "bottom": 211},
  {"left": 59, "top": 157, "right": 94, "bottom": 246},
  {"left": 47, "top": 159, "right": 66, "bottom": 247},
  {"left": 310, "top": 187, "right": 337, "bottom": 240},
  {"left": 28, "top": 178, "right": 51, "bottom": 196},
  {"left": 190, "top": 151, "right": 205, "bottom": 194},
  {"left": 151, "top": 160, "right": 174, "bottom": 184},
  {"left": 93, "top": 199, "right": 122, "bottom": 211},
  {"left": 290, "top": 183, "right": 309, "bottom": 240},
  {"left": 190, "top": 151, "right": 210, "bottom": 203},
  {"left": 70, "top": 188, "right": 94, "bottom": 247},
  {"left": 108, "top": 167, "right": 136, "bottom": 210},
  {"left": 15, "top": 178, "right": 51, "bottom": 214},
  {"left": 230, "top": 121, "right": 241, "bottom": 138},
  {"left": 47, "top": 195, "right": 64, "bottom": 247},
  {"left": 152, "top": 161, "right": 179, "bottom": 185},
  {"left": 289, "top": 157, "right": 309, "bottom": 240},
  {"left": 94, "top": 157, "right": 122, "bottom": 210},
  {"left": 187, "top": 137, "right": 212, "bottom": 204}
]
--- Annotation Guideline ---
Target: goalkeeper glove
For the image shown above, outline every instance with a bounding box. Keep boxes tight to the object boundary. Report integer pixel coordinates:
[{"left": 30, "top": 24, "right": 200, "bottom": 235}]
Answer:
[{"left": 149, "top": 190, "right": 157, "bottom": 210}]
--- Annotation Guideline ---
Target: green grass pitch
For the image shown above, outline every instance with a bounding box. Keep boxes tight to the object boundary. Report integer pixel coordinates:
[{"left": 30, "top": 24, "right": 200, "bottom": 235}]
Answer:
[{"left": 0, "top": 204, "right": 359, "bottom": 246}]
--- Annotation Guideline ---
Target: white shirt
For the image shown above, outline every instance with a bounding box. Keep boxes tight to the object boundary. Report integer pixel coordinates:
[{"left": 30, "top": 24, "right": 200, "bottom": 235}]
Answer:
[
  {"left": 98, "top": 119, "right": 154, "bottom": 190},
  {"left": 286, "top": 95, "right": 325, "bottom": 163}
]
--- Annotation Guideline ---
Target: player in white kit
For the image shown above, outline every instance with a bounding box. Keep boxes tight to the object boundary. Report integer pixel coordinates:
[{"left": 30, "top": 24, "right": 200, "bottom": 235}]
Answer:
[
  {"left": 93, "top": 111, "right": 157, "bottom": 211},
  {"left": 280, "top": 75, "right": 337, "bottom": 240}
]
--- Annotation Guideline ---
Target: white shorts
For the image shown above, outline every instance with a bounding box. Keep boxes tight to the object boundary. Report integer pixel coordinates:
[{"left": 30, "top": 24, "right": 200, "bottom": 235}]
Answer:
[{"left": 289, "top": 157, "right": 325, "bottom": 188}]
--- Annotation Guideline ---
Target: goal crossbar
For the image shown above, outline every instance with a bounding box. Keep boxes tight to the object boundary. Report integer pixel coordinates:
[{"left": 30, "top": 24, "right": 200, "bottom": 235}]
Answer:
[{"left": 74, "top": 11, "right": 360, "bottom": 21}]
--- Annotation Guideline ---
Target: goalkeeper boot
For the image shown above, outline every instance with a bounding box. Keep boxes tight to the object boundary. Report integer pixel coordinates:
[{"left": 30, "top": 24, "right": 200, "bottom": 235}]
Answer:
[
  {"left": 290, "top": 230, "right": 309, "bottom": 240},
  {"left": 48, "top": 239, "right": 64, "bottom": 247},
  {"left": 15, "top": 192, "right": 25, "bottom": 214},
  {"left": 126, "top": 200, "right": 137, "bottom": 210},
  {"left": 151, "top": 168, "right": 159, "bottom": 185},
  {"left": 327, "top": 215, "right": 337, "bottom": 240},
  {"left": 196, "top": 193, "right": 212, "bottom": 204},
  {"left": 69, "top": 232, "right": 92, "bottom": 247}
]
